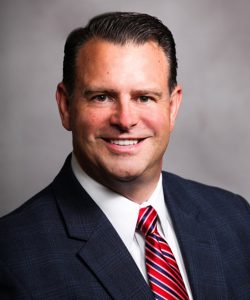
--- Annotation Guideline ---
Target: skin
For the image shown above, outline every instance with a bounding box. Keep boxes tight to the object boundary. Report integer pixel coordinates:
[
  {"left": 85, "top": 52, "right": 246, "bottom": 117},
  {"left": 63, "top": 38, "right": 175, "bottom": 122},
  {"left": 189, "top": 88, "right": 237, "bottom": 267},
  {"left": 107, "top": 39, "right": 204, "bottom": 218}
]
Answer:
[{"left": 56, "top": 38, "right": 182, "bottom": 203}]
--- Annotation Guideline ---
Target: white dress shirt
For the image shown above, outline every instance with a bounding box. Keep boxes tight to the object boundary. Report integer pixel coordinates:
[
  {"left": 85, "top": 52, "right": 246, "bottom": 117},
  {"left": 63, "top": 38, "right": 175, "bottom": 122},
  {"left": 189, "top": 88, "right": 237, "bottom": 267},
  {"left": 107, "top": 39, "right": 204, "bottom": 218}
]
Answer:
[{"left": 71, "top": 154, "right": 193, "bottom": 299}]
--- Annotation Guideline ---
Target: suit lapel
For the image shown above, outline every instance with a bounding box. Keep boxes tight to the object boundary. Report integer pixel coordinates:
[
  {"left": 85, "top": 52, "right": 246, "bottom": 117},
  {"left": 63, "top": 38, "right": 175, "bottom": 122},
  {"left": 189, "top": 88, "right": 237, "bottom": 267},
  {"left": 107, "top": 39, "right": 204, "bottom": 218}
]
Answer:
[
  {"left": 77, "top": 215, "right": 153, "bottom": 300},
  {"left": 52, "top": 156, "right": 153, "bottom": 300},
  {"left": 163, "top": 173, "right": 228, "bottom": 299}
]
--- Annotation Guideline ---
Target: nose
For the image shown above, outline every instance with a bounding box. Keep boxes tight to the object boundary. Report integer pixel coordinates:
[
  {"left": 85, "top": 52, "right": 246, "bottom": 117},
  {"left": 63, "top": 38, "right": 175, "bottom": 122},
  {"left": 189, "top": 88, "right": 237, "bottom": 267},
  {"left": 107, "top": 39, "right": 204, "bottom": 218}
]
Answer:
[{"left": 110, "top": 99, "right": 139, "bottom": 131}]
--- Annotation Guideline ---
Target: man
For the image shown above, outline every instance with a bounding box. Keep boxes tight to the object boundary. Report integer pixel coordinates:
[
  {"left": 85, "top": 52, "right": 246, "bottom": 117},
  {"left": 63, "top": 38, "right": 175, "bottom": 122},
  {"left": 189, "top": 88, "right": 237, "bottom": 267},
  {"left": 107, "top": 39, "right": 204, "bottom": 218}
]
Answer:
[{"left": 0, "top": 12, "right": 249, "bottom": 300}]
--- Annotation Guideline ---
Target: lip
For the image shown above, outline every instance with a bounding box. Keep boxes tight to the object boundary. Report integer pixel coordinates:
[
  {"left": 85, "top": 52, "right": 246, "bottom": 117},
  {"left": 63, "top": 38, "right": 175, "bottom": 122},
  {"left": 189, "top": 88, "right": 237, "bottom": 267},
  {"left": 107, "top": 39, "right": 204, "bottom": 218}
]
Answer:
[
  {"left": 109, "top": 139, "right": 141, "bottom": 146},
  {"left": 101, "top": 138, "right": 146, "bottom": 154}
]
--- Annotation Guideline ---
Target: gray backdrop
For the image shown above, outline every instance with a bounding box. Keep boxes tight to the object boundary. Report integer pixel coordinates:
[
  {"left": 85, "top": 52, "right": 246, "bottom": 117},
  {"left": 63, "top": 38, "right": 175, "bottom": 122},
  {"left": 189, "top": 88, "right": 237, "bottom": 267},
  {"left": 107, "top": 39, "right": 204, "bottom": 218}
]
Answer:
[{"left": 1, "top": 0, "right": 250, "bottom": 216}]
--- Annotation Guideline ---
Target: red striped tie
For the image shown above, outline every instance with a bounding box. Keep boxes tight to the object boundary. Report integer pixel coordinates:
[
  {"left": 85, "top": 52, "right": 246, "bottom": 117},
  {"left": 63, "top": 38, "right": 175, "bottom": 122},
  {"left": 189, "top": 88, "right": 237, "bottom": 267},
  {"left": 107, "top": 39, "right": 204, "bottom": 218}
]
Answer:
[{"left": 137, "top": 206, "right": 189, "bottom": 300}]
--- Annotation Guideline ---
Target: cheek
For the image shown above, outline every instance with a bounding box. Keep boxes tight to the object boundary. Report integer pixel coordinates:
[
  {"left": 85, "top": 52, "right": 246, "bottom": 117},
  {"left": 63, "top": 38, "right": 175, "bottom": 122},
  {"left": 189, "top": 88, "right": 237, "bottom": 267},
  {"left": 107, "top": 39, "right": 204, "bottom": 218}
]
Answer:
[
  {"left": 73, "top": 108, "right": 108, "bottom": 137},
  {"left": 143, "top": 108, "right": 170, "bottom": 135}
]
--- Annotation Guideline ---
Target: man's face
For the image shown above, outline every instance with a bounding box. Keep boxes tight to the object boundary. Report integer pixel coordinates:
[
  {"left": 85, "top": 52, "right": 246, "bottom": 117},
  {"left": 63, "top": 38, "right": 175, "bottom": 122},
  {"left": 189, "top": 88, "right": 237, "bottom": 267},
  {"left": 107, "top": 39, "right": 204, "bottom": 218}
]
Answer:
[{"left": 56, "top": 39, "right": 182, "bottom": 186}]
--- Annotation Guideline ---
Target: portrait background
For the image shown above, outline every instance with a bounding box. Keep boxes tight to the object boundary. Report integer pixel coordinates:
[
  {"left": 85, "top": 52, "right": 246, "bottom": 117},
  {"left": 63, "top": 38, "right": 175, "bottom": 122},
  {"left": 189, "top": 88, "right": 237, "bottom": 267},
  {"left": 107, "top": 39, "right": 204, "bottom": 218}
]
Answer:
[{"left": 1, "top": 0, "right": 250, "bottom": 216}]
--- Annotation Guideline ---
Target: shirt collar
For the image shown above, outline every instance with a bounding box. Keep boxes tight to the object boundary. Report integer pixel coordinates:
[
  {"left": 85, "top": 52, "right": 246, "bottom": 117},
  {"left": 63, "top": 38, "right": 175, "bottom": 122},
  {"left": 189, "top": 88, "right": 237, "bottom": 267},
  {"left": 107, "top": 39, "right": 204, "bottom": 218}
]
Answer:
[{"left": 71, "top": 153, "right": 167, "bottom": 251}]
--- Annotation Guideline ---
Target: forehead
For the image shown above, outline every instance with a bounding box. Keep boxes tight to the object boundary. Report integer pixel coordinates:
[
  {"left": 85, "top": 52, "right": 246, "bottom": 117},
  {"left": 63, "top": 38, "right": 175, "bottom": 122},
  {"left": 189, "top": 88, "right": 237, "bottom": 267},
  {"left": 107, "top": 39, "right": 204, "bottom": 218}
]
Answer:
[
  {"left": 76, "top": 38, "right": 168, "bottom": 69},
  {"left": 75, "top": 38, "right": 169, "bottom": 89}
]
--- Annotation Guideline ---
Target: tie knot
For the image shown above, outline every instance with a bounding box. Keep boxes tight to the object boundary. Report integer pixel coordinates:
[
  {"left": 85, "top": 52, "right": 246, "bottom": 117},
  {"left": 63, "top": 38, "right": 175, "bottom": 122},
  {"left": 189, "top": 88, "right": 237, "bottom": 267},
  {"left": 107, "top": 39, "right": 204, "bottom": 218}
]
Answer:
[{"left": 137, "top": 205, "right": 158, "bottom": 236}]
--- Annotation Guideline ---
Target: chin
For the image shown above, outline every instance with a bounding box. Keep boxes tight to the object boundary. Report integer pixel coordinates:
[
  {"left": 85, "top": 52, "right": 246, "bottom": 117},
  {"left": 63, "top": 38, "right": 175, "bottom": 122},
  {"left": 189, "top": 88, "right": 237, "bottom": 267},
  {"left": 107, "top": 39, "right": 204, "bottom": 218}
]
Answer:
[{"left": 107, "top": 168, "right": 144, "bottom": 182}]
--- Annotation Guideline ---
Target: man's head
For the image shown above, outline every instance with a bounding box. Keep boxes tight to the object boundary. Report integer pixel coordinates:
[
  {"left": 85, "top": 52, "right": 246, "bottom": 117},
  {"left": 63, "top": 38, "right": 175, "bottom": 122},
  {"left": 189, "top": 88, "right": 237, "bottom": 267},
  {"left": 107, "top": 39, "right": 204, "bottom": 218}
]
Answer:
[
  {"left": 56, "top": 12, "right": 182, "bottom": 201},
  {"left": 62, "top": 12, "right": 178, "bottom": 98}
]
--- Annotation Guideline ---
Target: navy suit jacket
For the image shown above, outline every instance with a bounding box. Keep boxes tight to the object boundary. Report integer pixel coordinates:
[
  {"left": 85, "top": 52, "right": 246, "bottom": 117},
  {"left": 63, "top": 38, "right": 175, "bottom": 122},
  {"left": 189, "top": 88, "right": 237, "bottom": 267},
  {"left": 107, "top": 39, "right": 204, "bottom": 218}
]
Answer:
[{"left": 0, "top": 155, "right": 250, "bottom": 299}]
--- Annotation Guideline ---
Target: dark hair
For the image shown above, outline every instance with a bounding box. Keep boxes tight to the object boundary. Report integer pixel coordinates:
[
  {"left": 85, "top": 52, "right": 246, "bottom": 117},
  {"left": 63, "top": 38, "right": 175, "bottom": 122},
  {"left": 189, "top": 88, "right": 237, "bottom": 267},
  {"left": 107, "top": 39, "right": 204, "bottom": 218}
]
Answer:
[{"left": 63, "top": 12, "right": 178, "bottom": 97}]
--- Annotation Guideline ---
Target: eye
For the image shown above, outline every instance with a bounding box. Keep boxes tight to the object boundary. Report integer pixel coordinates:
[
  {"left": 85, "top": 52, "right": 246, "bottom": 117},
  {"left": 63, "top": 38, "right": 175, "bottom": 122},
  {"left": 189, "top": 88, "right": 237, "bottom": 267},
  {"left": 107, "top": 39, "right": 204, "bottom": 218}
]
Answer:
[
  {"left": 93, "top": 94, "right": 108, "bottom": 102},
  {"left": 138, "top": 96, "right": 151, "bottom": 103}
]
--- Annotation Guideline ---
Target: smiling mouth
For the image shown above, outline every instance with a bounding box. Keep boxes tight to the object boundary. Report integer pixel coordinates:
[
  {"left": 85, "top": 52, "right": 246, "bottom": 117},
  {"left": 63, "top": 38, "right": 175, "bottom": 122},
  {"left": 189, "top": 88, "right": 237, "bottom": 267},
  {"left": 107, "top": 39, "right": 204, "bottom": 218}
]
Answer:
[{"left": 103, "top": 139, "right": 143, "bottom": 146}]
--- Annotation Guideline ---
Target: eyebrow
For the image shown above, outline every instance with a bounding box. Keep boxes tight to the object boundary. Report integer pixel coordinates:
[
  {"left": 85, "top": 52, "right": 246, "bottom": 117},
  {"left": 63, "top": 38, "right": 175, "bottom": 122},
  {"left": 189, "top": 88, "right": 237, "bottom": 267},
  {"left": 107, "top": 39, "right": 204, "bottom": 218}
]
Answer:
[
  {"left": 131, "top": 89, "right": 163, "bottom": 98},
  {"left": 81, "top": 87, "right": 163, "bottom": 98},
  {"left": 82, "top": 88, "right": 117, "bottom": 97}
]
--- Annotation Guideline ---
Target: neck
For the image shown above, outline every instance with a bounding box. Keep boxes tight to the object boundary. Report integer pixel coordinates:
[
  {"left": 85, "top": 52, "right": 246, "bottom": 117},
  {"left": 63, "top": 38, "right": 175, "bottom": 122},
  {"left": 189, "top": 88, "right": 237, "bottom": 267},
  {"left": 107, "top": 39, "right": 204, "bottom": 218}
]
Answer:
[{"left": 90, "top": 169, "right": 161, "bottom": 204}]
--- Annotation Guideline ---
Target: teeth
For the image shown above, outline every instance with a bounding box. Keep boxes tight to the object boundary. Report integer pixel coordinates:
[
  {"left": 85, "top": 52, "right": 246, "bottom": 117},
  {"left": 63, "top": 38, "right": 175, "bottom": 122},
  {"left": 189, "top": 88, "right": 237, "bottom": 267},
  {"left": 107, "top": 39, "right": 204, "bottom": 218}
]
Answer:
[{"left": 110, "top": 139, "right": 139, "bottom": 146}]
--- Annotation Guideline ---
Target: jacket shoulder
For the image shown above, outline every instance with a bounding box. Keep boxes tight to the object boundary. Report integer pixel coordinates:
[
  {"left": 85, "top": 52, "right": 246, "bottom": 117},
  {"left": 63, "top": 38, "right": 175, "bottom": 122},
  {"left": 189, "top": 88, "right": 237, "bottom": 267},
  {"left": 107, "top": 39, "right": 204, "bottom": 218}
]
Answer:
[
  {"left": 0, "top": 184, "right": 55, "bottom": 224},
  {"left": 0, "top": 184, "right": 59, "bottom": 254},
  {"left": 162, "top": 171, "right": 250, "bottom": 216}
]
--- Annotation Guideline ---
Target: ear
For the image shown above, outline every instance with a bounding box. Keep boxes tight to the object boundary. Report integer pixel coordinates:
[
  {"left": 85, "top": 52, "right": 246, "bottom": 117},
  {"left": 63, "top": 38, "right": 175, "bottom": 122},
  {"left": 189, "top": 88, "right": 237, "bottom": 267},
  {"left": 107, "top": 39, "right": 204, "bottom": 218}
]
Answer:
[
  {"left": 169, "top": 84, "right": 182, "bottom": 132},
  {"left": 56, "top": 82, "right": 72, "bottom": 131}
]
